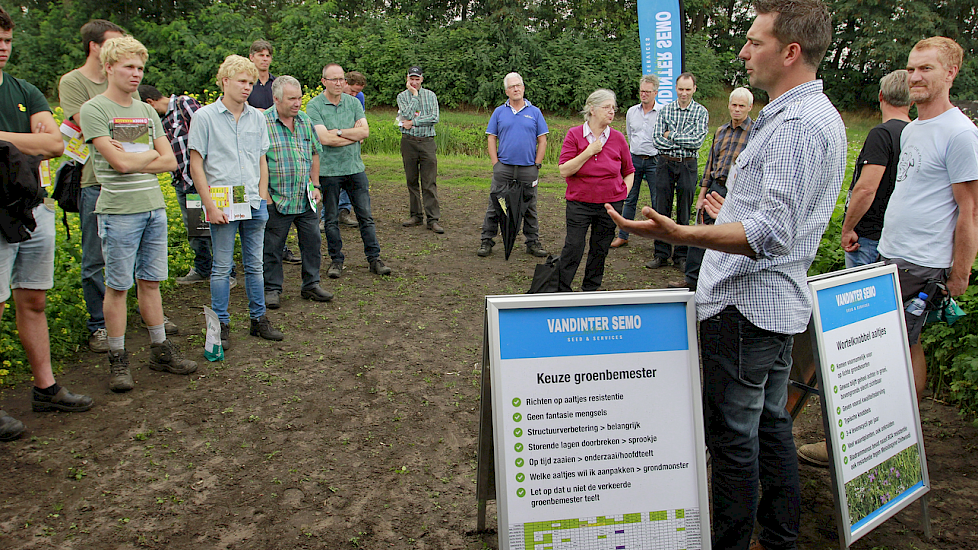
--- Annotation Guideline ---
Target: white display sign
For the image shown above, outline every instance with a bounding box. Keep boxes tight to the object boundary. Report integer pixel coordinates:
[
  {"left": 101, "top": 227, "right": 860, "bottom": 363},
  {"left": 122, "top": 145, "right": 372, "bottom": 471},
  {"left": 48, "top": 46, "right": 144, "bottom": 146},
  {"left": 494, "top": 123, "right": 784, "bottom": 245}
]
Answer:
[
  {"left": 486, "top": 290, "right": 710, "bottom": 550},
  {"left": 808, "top": 265, "right": 929, "bottom": 546}
]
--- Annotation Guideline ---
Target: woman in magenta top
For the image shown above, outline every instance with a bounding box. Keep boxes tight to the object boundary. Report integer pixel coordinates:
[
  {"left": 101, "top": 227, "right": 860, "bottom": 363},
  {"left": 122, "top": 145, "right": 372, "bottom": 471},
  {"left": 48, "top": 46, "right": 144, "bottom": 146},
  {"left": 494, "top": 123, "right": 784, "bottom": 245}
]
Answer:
[{"left": 556, "top": 89, "right": 635, "bottom": 292}]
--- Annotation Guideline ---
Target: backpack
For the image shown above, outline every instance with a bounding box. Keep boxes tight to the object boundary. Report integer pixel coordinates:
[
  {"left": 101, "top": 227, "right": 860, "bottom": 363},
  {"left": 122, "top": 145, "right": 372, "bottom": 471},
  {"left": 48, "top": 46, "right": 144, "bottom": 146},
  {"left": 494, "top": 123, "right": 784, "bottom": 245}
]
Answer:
[{"left": 51, "top": 159, "right": 82, "bottom": 238}]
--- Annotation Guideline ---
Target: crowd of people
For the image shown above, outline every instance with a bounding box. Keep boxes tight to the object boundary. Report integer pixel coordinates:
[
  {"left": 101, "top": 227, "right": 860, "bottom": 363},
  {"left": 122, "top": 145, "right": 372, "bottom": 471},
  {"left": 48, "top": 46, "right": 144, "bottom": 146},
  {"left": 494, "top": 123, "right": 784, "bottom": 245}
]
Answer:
[{"left": 1, "top": 1, "right": 977, "bottom": 548}]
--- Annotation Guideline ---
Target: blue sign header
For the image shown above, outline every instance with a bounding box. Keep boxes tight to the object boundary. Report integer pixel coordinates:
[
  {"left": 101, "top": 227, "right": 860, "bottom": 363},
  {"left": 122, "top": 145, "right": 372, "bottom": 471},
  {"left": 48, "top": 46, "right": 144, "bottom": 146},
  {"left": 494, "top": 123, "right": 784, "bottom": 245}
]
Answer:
[
  {"left": 816, "top": 274, "right": 898, "bottom": 332},
  {"left": 498, "top": 302, "right": 688, "bottom": 360},
  {"left": 638, "top": 0, "right": 684, "bottom": 105}
]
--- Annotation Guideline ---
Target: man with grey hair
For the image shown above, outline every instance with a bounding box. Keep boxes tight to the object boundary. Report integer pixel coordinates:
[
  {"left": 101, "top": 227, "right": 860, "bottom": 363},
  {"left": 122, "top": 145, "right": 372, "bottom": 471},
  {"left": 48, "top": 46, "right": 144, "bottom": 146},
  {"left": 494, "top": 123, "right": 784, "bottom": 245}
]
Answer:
[
  {"left": 308, "top": 63, "right": 392, "bottom": 279},
  {"left": 262, "top": 76, "right": 333, "bottom": 309},
  {"left": 478, "top": 72, "right": 549, "bottom": 257},
  {"left": 668, "top": 86, "right": 754, "bottom": 290},
  {"left": 611, "top": 74, "right": 662, "bottom": 248}
]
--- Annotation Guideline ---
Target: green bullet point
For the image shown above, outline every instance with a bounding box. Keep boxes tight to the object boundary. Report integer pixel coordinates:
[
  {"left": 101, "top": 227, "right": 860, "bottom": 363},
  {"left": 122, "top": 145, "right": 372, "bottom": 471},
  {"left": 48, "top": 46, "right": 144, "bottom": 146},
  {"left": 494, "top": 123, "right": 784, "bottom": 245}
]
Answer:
[
  {"left": 837, "top": 407, "right": 841, "bottom": 415},
  {"left": 514, "top": 428, "right": 523, "bottom": 437},
  {"left": 513, "top": 412, "right": 522, "bottom": 422},
  {"left": 844, "top": 457, "right": 848, "bottom": 464},
  {"left": 516, "top": 458, "right": 524, "bottom": 467},
  {"left": 515, "top": 443, "right": 523, "bottom": 452},
  {"left": 512, "top": 398, "right": 521, "bottom": 407},
  {"left": 831, "top": 364, "right": 835, "bottom": 372},
  {"left": 842, "top": 444, "right": 847, "bottom": 452},
  {"left": 516, "top": 473, "right": 525, "bottom": 482},
  {"left": 833, "top": 385, "right": 838, "bottom": 394},
  {"left": 840, "top": 431, "right": 845, "bottom": 440},
  {"left": 838, "top": 419, "right": 843, "bottom": 427},
  {"left": 517, "top": 488, "right": 526, "bottom": 498}
]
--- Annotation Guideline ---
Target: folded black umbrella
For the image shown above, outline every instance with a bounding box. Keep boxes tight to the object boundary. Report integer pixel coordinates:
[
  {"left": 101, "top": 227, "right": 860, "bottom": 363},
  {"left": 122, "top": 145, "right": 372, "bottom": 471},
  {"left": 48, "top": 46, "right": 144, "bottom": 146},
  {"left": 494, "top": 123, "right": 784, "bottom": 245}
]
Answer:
[{"left": 490, "top": 177, "right": 526, "bottom": 260}]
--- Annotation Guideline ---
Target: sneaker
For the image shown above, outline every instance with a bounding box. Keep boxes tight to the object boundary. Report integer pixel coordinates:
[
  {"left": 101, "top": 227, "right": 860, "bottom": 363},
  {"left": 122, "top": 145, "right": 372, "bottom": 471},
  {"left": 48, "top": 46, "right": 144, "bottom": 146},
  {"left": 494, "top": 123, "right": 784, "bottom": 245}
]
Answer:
[
  {"left": 327, "top": 260, "right": 343, "bottom": 279},
  {"left": 176, "top": 267, "right": 208, "bottom": 285},
  {"left": 283, "top": 247, "right": 301, "bottom": 265},
  {"left": 229, "top": 276, "right": 237, "bottom": 290},
  {"left": 134, "top": 314, "right": 179, "bottom": 335},
  {"left": 265, "top": 290, "right": 281, "bottom": 309},
  {"left": 220, "top": 322, "right": 230, "bottom": 351},
  {"left": 301, "top": 285, "right": 334, "bottom": 302},
  {"left": 108, "top": 349, "right": 134, "bottom": 393},
  {"left": 645, "top": 257, "right": 667, "bottom": 269},
  {"left": 88, "top": 328, "right": 109, "bottom": 353},
  {"left": 526, "top": 242, "right": 548, "bottom": 258},
  {"left": 339, "top": 209, "right": 358, "bottom": 227},
  {"left": 250, "top": 315, "right": 284, "bottom": 341},
  {"left": 402, "top": 216, "right": 424, "bottom": 227},
  {"left": 32, "top": 386, "right": 94, "bottom": 413},
  {"left": 369, "top": 259, "right": 392, "bottom": 276},
  {"left": 149, "top": 339, "right": 198, "bottom": 375},
  {"left": 797, "top": 441, "right": 830, "bottom": 468},
  {"left": 427, "top": 221, "right": 445, "bottom": 234},
  {"left": 477, "top": 239, "right": 493, "bottom": 257},
  {"left": 0, "top": 411, "right": 26, "bottom": 441}
]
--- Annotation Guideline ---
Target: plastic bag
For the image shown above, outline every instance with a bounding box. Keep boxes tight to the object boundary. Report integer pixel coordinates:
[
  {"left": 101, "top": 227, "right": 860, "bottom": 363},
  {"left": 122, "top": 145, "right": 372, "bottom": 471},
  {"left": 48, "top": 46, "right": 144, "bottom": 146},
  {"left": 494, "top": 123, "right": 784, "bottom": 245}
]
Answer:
[{"left": 203, "top": 306, "right": 224, "bottom": 361}]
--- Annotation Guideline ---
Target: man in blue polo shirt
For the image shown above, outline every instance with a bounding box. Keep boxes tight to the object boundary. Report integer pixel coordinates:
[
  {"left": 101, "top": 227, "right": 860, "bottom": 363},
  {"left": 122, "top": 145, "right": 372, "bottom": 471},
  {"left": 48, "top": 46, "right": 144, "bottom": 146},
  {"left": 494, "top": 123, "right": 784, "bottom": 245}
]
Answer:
[{"left": 478, "top": 72, "right": 548, "bottom": 258}]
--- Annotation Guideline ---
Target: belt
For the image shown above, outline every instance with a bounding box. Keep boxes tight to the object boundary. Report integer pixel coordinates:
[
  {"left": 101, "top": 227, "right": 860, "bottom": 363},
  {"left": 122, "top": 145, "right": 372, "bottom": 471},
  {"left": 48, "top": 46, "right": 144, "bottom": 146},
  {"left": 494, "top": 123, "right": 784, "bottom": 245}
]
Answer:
[
  {"left": 633, "top": 154, "right": 654, "bottom": 160},
  {"left": 658, "top": 154, "right": 694, "bottom": 162},
  {"left": 402, "top": 134, "right": 434, "bottom": 141}
]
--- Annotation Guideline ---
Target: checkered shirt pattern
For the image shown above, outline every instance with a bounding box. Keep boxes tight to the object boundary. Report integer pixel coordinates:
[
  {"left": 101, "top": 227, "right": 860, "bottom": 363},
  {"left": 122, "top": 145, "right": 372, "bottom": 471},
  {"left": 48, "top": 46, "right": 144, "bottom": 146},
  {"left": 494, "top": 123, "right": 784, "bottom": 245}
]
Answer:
[
  {"left": 397, "top": 87, "right": 439, "bottom": 138},
  {"left": 264, "top": 108, "right": 322, "bottom": 215},
  {"left": 701, "top": 117, "right": 752, "bottom": 185},
  {"left": 695, "top": 80, "right": 847, "bottom": 334},
  {"left": 651, "top": 99, "right": 709, "bottom": 158},
  {"left": 162, "top": 95, "right": 201, "bottom": 192}
]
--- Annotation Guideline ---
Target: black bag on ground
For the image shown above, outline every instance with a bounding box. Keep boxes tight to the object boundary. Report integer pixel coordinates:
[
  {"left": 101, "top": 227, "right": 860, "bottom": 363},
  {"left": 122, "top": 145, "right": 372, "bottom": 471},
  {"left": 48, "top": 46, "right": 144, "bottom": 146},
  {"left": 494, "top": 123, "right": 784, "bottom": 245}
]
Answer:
[
  {"left": 527, "top": 255, "right": 559, "bottom": 294},
  {"left": 52, "top": 159, "right": 82, "bottom": 238}
]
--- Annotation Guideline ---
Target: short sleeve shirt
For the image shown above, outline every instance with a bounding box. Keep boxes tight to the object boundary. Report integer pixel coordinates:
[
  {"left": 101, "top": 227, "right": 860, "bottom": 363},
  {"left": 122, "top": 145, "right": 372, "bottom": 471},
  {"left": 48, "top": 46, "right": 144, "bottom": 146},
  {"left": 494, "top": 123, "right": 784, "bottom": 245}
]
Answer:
[
  {"left": 306, "top": 92, "right": 366, "bottom": 177},
  {"left": 486, "top": 99, "right": 548, "bottom": 166},
  {"left": 79, "top": 95, "right": 166, "bottom": 215},
  {"left": 0, "top": 74, "right": 50, "bottom": 133},
  {"left": 264, "top": 108, "right": 322, "bottom": 214},
  {"left": 247, "top": 75, "right": 275, "bottom": 110},
  {"left": 844, "top": 119, "right": 907, "bottom": 241},
  {"left": 188, "top": 99, "right": 270, "bottom": 209}
]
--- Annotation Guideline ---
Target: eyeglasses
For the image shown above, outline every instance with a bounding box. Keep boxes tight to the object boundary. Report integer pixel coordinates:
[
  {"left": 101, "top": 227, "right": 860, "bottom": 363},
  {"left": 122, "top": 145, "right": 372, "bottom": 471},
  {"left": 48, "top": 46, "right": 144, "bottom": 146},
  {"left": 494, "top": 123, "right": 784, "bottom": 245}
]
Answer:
[
  {"left": 506, "top": 83, "right": 524, "bottom": 89},
  {"left": 639, "top": 90, "right": 657, "bottom": 95},
  {"left": 323, "top": 77, "right": 346, "bottom": 83}
]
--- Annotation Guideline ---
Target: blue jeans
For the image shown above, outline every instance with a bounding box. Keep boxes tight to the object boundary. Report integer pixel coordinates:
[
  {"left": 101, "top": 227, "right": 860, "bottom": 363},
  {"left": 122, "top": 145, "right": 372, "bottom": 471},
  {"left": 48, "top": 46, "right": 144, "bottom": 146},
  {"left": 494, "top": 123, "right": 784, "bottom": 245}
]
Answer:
[
  {"left": 175, "top": 186, "right": 214, "bottom": 277},
  {"left": 653, "top": 156, "right": 697, "bottom": 261},
  {"left": 321, "top": 189, "right": 354, "bottom": 224},
  {"left": 98, "top": 208, "right": 169, "bottom": 290},
  {"left": 700, "top": 306, "right": 800, "bottom": 550},
  {"left": 209, "top": 201, "right": 268, "bottom": 324},
  {"left": 79, "top": 185, "right": 105, "bottom": 333},
  {"left": 618, "top": 154, "right": 657, "bottom": 240},
  {"left": 321, "top": 172, "right": 381, "bottom": 263},
  {"left": 844, "top": 237, "right": 880, "bottom": 268}
]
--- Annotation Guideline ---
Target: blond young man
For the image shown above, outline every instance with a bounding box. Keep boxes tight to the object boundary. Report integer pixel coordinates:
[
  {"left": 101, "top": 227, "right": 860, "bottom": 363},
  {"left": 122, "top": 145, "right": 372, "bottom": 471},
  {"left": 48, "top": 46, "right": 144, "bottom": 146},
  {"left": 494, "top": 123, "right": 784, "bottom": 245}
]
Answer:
[
  {"left": 189, "top": 55, "right": 282, "bottom": 350},
  {"left": 79, "top": 36, "right": 197, "bottom": 392}
]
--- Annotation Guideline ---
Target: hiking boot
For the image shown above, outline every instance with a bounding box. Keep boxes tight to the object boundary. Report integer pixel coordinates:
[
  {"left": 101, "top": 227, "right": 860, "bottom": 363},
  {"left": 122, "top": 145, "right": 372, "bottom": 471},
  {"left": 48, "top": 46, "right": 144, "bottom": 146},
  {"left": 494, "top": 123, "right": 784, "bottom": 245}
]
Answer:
[
  {"left": 427, "top": 221, "right": 445, "bottom": 234},
  {"left": 327, "top": 260, "right": 343, "bottom": 279},
  {"left": 149, "top": 339, "right": 198, "bottom": 375},
  {"left": 674, "top": 258, "right": 686, "bottom": 274},
  {"left": 339, "top": 209, "right": 358, "bottom": 227},
  {"left": 250, "top": 315, "right": 284, "bottom": 341},
  {"left": 477, "top": 239, "right": 493, "bottom": 257},
  {"left": 88, "top": 327, "right": 109, "bottom": 353},
  {"left": 301, "top": 285, "right": 334, "bottom": 302},
  {"left": 220, "top": 322, "right": 230, "bottom": 351},
  {"left": 0, "top": 411, "right": 26, "bottom": 441},
  {"left": 797, "top": 441, "right": 830, "bottom": 468},
  {"left": 108, "top": 350, "right": 134, "bottom": 393},
  {"left": 283, "top": 247, "right": 301, "bottom": 264},
  {"left": 32, "top": 386, "right": 94, "bottom": 413},
  {"left": 526, "top": 242, "right": 548, "bottom": 258},
  {"left": 402, "top": 216, "right": 424, "bottom": 227},
  {"left": 645, "top": 257, "right": 667, "bottom": 269},
  {"left": 265, "top": 290, "right": 281, "bottom": 309},
  {"left": 176, "top": 267, "right": 208, "bottom": 285},
  {"left": 369, "top": 259, "right": 392, "bottom": 276}
]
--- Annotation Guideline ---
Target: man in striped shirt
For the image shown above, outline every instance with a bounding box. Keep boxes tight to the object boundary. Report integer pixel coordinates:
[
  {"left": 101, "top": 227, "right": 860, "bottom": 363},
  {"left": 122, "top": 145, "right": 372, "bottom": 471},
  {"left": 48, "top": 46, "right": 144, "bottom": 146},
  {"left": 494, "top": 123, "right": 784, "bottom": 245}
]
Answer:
[
  {"left": 647, "top": 72, "right": 709, "bottom": 272},
  {"left": 609, "top": 1, "right": 845, "bottom": 547}
]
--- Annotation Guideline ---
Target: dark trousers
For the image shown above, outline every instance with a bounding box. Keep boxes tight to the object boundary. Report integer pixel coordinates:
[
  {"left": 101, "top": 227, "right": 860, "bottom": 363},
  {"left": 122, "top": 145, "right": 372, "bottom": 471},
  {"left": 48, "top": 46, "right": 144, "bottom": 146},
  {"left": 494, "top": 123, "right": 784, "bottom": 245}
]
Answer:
[
  {"left": 701, "top": 306, "right": 800, "bottom": 550},
  {"left": 262, "top": 203, "right": 322, "bottom": 293},
  {"left": 175, "top": 186, "right": 214, "bottom": 278},
  {"left": 480, "top": 163, "right": 540, "bottom": 244},
  {"left": 653, "top": 156, "right": 697, "bottom": 261},
  {"left": 400, "top": 135, "right": 440, "bottom": 222},
  {"left": 618, "top": 154, "right": 657, "bottom": 240},
  {"left": 321, "top": 172, "right": 382, "bottom": 264},
  {"left": 557, "top": 200, "right": 622, "bottom": 292}
]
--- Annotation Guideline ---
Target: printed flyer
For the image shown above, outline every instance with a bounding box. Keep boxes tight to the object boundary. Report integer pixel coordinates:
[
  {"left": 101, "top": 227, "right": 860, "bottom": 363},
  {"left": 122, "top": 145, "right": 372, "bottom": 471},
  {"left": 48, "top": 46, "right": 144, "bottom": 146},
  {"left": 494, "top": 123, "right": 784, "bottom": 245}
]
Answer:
[{"left": 487, "top": 292, "right": 709, "bottom": 550}]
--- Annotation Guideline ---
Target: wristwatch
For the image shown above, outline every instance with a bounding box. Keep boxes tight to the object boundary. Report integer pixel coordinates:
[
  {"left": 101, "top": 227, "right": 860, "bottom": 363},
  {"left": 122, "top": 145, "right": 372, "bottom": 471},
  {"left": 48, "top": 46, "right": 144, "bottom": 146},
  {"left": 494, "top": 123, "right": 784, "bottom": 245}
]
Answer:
[
  {"left": 336, "top": 129, "right": 343, "bottom": 137},
  {"left": 535, "top": 163, "right": 542, "bottom": 170}
]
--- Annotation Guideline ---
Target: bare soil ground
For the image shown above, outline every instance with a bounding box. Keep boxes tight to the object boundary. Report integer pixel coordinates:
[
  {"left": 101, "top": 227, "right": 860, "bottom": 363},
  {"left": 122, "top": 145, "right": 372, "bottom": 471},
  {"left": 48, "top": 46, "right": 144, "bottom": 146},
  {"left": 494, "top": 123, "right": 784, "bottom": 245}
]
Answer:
[{"left": 1, "top": 170, "right": 976, "bottom": 549}]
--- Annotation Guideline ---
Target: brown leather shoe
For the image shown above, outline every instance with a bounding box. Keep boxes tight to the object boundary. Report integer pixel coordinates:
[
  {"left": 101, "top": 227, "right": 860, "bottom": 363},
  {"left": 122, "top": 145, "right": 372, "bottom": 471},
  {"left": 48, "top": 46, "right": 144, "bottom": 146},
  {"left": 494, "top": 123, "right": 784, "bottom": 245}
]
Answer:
[
  {"left": 428, "top": 221, "right": 445, "bottom": 234},
  {"left": 797, "top": 440, "right": 830, "bottom": 468},
  {"left": 666, "top": 280, "right": 689, "bottom": 289},
  {"left": 402, "top": 216, "right": 424, "bottom": 227},
  {"left": 610, "top": 237, "right": 628, "bottom": 248}
]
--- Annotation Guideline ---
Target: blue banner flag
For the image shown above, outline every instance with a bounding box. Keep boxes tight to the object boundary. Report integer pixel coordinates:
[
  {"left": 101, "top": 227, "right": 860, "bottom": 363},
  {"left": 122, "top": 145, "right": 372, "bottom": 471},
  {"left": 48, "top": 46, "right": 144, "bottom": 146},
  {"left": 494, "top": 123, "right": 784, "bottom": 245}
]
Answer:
[{"left": 637, "top": 0, "right": 685, "bottom": 105}]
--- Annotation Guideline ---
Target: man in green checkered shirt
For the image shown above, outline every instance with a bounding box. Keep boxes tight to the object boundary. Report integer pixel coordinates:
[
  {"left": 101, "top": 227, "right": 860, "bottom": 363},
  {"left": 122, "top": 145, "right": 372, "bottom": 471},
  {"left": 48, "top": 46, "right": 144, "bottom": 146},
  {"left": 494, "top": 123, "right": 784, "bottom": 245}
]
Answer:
[{"left": 262, "top": 75, "right": 333, "bottom": 308}]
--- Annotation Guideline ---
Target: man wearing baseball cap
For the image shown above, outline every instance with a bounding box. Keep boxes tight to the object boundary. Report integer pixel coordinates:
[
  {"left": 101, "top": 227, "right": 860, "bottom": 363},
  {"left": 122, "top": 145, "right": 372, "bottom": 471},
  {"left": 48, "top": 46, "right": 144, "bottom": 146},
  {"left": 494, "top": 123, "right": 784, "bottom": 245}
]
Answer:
[{"left": 397, "top": 66, "right": 443, "bottom": 233}]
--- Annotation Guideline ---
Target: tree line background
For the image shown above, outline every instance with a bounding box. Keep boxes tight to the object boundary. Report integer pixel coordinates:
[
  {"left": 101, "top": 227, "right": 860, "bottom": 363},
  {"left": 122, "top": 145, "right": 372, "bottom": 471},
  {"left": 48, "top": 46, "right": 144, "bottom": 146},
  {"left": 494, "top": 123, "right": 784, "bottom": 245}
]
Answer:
[{"left": 4, "top": 0, "right": 976, "bottom": 113}]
